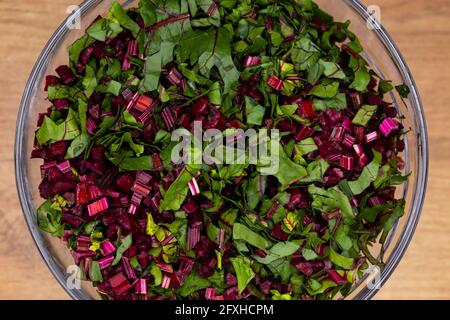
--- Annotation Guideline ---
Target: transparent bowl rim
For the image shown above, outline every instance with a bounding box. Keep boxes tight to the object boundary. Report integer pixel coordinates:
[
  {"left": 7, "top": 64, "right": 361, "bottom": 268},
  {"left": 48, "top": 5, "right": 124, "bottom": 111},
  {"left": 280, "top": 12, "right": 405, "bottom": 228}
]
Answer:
[{"left": 15, "top": 0, "right": 429, "bottom": 300}]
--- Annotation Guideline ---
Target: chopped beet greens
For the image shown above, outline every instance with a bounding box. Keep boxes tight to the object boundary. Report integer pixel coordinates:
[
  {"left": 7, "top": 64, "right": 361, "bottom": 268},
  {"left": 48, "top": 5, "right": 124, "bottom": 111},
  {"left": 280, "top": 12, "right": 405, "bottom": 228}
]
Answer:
[{"left": 32, "top": 0, "right": 409, "bottom": 300}]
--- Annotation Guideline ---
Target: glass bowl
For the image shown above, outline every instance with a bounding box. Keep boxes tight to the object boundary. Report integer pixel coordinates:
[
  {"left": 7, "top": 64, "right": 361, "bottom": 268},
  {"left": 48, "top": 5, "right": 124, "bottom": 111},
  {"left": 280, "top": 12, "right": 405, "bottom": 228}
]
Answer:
[{"left": 15, "top": 0, "right": 428, "bottom": 300}]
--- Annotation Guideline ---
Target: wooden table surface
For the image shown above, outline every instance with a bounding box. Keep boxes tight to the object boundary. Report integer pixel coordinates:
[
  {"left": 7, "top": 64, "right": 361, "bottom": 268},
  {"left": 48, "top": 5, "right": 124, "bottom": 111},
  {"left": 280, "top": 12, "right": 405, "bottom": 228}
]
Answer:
[{"left": 0, "top": 0, "right": 449, "bottom": 300}]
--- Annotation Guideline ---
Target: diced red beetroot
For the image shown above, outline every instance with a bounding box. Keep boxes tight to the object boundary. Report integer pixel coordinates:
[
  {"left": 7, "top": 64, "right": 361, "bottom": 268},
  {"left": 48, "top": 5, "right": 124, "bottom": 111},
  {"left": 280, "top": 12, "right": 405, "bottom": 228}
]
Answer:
[
  {"left": 122, "top": 257, "right": 137, "bottom": 279},
  {"left": 207, "top": 260, "right": 221, "bottom": 276},
  {"left": 97, "top": 255, "right": 114, "bottom": 271},
  {"left": 182, "top": 199, "right": 198, "bottom": 214},
  {"left": 48, "top": 140, "right": 69, "bottom": 157},
  {"left": 246, "top": 86, "right": 264, "bottom": 102},
  {"left": 82, "top": 258, "right": 93, "bottom": 278},
  {"left": 167, "top": 67, "right": 183, "bottom": 86},
  {"left": 331, "top": 126, "right": 345, "bottom": 142},
  {"left": 161, "top": 107, "right": 175, "bottom": 130},
  {"left": 87, "top": 197, "right": 109, "bottom": 216},
  {"left": 294, "top": 125, "right": 314, "bottom": 141},
  {"left": 151, "top": 153, "right": 163, "bottom": 171},
  {"left": 131, "top": 193, "right": 143, "bottom": 206},
  {"left": 105, "top": 189, "right": 120, "bottom": 199},
  {"left": 188, "top": 178, "right": 200, "bottom": 196},
  {"left": 80, "top": 46, "right": 94, "bottom": 66},
  {"left": 341, "top": 44, "right": 358, "bottom": 58},
  {"left": 134, "top": 95, "right": 154, "bottom": 113},
  {"left": 348, "top": 91, "right": 362, "bottom": 109},
  {"left": 155, "top": 263, "right": 173, "bottom": 274},
  {"left": 327, "top": 269, "right": 346, "bottom": 285},
  {"left": 71, "top": 250, "right": 95, "bottom": 265},
  {"left": 100, "top": 240, "right": 116, "bottom": 256},
  {"left": 115, "top": 173, "right": 135, "bottom": 193},
  {"left": 197, "top": 260, "right": 215, "bottom": 278},
  {"left": 52, "top": 99, "right": 70, "bottom": 111},
  {"left": 76, "top": 235, "right": 91, "bottom": 252},
  {"left": 187, "top": 226, "right": 201, "bottom": 251},
  {"left": 324, "top": 167, "right": 344, "bottom": 187},
  {"left": 380, "top": 118, "right": 400, "bottom": 137},
  {"left": 244, "top": 56, "right": 261, "bottom": 67},
  {"left": 149, "top": 193, "right": 161, "bottom": 212},
  {"left": 286, "top": 188, "right": 310, "bottom": 211},
  {"left": 266, "top": 201, "right": 280, "bottom": 219},
  {"left": 86, "top": 118, "right": 97, "bottom": 135},
  {"left": 121, "top": 57, "right": 132, "bottom": 72},
  {"left": 126, "top": 93, "right": 140, "bottom": 112},
  {"left": 227, "top": 118, "right": 241, "bottom": 129},
  {"left": 341, "top": 117, "right": 352, "bottom": 131},
  {"left": 277, "top": 120, "right": 297, "bottom": 134},
  {"left": 367, "top": 94, "right": 383, "bottom": 105},
  {"left": 40, "top": 161, "right": 57, "bottom": 178},
  {"left": 45, "top": 75, "right": 61, "bottom": 91},
  {"left": 56, "top": 160, "right": 71, "bottom": 174},
  {"left": 51, "top": 181, "right": 76, "bottom": 196},
  {"left": 90, "top": 42, "right": 105, "bottom": 59},
  {"left": 76, "top": 184, "right": 89, "bottom": 205},
  {"left": 121, "top": 88, "right": 133, "bottom": 102},
  {"left": 62, "top": 213, "right": 84, "bottom": 228},
  {"left": 36, "top": 111, "right": 52, "bottom": 128},
  {"left": 367, "top": 76, "right": 378, "bottom": 91},
  {"left": 339, "top": 155, "right": 353, "bottom": 171},
  {"left": 255, "top": 248, "right": 267, "bottom": 258},
  {"left": 55, "top": 65, "right": 77, "bottom": 85},
  {"left": 177, "top": 256, "right": 194, "bottom": 278},
  {"left": 354, "top": 126, "right": 365, "bottom": 144},
  {"left": 224, "top": 287, "right": 238, "bottom": 300},
  {"left": 114, "top": 39, "right": 127, "bottom": 58},
  {"left": 88, "top": 104, "right": 101, "bottom": 120},
  {"left": 141, "top": 196, "right": 152, "bottom": 208},
  {"left": 364, "top": 131, "right": 378, "bottom": 144},
  {"left": 260, "top": 280, "right": 272, "bottom": 295},
  {"left": 134, "top": 279, "right": 147, "bottom": 295},
  {"left": 296, "top": 262, "right": 314, "bottom": 276},
  {"left": 311, "top": 15, "right": 329, "bottom": 32},
  {"left": 369, "top": 196, "right": 382, "bottom": 207},
  {"left": 353, "top": 144, "right": 365, "bottom": 158},
  {"left": 342, "top": 134, "right": 356, "bottom": 148},
  {"left": 203, "top": 108, "right": 227, "bottom": 130},
  {"left": 396, "top": 139, "right": 405, "bottom": 152},
  {"left": 325, "top": 110, "right": 343, "bottom": 125},
  {"left": 265, "top": 16, "right": 273, "bottom": 31},
  {"left": 109, "top": 273, "right": 132, "bottom": 296},
  {"left": 161, "top": 275, "right": 172, "bottom": 289},
  {"left": 225, "top": 273, "right": 237, "bottom": 287},
  {"left": 46, "top": 166, "right": 63, "bottom": 183},
  {"left": 132, "top": 181, "right": 151, "bottom": 197},
  {"left": 207, "top": 1, "right": 218, "bottom": 16},
  {"left": 89, "top": 146, "right": 105, "bottom": 162},
  {"left": 205, "top": 288, "right": 216, "bottom": 300},
  {"left": 178, "top": 113, "right": 192, "bottom": 129},
  {"left": 191, "top": 97, "right": 209, "bottom": 114},
  {"left": 137, "top": 106, "right": 154, "bottom": 123},
  {"left": 31, "top": 2, "right": 410, "bottom": 301},
  {"left": 31, "top": 149, "right": 45, "bottom": 159},
  {"left": 87, "top": 184, "right": 102, "bottom": 201}
]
